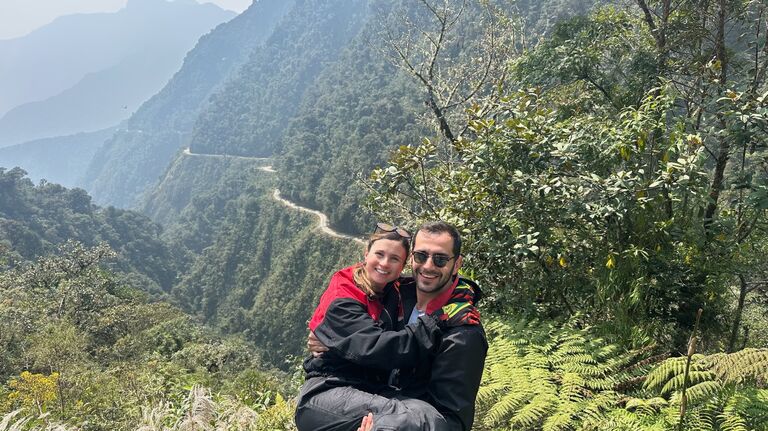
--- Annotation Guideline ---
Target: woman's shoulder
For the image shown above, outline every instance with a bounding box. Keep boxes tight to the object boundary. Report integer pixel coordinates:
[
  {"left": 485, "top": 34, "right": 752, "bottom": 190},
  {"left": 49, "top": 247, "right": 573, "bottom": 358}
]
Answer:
[
  {"left": 326, "top": 264, "right": 364, "bottom": 300},
  {"left": 329, "top": 264, "right": 357, "bottom": 285}
]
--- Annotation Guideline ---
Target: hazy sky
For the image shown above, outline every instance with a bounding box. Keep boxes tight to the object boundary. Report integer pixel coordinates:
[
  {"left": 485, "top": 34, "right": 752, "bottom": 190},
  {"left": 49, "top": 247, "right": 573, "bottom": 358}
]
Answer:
[{"left": 0, "top": 0, "right": 252, "bottom": 40}]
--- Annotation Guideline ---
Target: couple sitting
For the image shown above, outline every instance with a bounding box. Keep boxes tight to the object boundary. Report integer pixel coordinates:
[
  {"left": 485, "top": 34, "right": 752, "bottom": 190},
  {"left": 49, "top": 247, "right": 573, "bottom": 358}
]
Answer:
[{"left": 295, "top": 221, "right": 487, "bottom": 431}]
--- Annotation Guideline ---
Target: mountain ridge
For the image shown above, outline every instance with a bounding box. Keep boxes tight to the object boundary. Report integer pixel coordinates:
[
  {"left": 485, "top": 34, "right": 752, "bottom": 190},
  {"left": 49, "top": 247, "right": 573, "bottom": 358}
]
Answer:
[
  {"left": 0, "top": 0, "right": 235, "bottom": 147},
  {"left": 81, "top": 0, "right": 295, "bottom": 207}
]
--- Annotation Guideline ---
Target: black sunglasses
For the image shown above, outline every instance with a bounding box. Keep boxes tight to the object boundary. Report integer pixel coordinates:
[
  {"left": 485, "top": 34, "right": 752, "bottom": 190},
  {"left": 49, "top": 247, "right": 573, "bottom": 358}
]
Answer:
[
  {"left": 412, "top": 251, "right": 456, "bottom": 268},
  {"left": 375, "top": 222, "right": 412, "bottom": 239}
]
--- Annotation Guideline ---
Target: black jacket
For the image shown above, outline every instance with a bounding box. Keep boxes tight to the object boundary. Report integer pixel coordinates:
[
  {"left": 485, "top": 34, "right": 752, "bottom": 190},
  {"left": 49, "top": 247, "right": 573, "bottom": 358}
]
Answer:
[
  {"left": 303, "top": 265, "right": 442, "bottom": 392},
  {"left": 394, "top": 277, "right": 488, "bottom": 431}
]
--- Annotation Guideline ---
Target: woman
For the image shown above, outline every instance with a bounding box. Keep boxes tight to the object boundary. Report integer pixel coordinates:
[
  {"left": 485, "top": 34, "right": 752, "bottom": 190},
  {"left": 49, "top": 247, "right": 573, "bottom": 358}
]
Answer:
[{"left": 294, "top": 223, "right": 469, "bottom": 431}]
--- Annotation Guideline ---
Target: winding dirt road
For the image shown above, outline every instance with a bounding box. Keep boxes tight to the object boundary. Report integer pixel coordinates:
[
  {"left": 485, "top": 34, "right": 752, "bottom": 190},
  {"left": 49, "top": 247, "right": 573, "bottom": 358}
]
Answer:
[
  {"left": 271, "top": 189, "right": 365, "bottom": 245},
  {"left": 182, "top": 147, "right": 270, "bottom": 161},
  {"left": 182, "top": 148, "right": 365, "bottom": 245}
]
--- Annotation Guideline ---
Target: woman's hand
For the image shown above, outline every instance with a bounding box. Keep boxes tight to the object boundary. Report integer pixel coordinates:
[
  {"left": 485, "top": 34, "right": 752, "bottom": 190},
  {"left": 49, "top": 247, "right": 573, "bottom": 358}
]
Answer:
[
  {"left": 307, "top": 331, "right": 329, "bottom": 357},
  {"left": 357, "top": 412, "right": 373, "bottom": 431}
]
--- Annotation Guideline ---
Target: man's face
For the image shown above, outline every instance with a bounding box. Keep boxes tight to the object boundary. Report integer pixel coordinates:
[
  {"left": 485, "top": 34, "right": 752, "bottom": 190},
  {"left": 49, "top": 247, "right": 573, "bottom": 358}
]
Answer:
[{"left": 411, "top": 230, "right": 463, "bottom": 294}]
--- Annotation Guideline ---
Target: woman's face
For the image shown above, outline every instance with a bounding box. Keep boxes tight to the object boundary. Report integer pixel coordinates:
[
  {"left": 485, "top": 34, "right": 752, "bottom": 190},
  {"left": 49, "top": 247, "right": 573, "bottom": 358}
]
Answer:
[{"left": 364, "top": 239, "right": 407, "bottom": 291}]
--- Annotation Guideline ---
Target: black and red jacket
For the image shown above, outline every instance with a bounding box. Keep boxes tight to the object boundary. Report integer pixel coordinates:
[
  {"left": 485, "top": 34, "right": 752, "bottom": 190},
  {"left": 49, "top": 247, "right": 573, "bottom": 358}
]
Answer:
[
  {"left": 303, "top": 264, "right": 442, "bottom": 392},
  {"left": 394, "top": 277, "right": 488, "bottom": 431}
]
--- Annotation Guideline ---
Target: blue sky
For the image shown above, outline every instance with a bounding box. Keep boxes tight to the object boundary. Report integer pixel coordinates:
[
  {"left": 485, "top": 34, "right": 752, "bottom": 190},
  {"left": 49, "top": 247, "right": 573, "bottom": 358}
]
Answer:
[{"left": 0, "top": 0, "right": 251, "bottom": 40}]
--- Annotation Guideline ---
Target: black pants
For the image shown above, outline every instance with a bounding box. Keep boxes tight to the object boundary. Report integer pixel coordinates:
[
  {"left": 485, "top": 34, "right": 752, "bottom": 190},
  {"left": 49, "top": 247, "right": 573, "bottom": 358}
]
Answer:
[{"left": 295, "top": 377, "right": 448, "bottom": 431}]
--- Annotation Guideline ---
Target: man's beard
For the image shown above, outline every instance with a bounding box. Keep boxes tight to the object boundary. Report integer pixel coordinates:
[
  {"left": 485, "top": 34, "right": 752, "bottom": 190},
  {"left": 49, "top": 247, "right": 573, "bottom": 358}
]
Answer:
[{"left": 415, "top": 266, "right": 455, "bottom": 294}]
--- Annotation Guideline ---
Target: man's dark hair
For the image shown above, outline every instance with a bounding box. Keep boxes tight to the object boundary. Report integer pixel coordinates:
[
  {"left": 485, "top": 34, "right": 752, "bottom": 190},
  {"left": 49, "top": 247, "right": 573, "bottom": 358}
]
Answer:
[{"left": 414, "top": 221, "right": 462, "bottom": 257}]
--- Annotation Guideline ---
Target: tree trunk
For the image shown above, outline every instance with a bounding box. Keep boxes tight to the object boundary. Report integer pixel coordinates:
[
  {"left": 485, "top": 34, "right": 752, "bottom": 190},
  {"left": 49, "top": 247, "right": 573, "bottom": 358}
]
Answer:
[
  {"left": 703, "top": 0, "right": 730, "bottom": 232},
  {"left": 703, "top": 139, "right": 730, "bottom": 228},
  {"left": 426, "top": 91, "right": 456, "bottom": 143},
  {"left": 727, "top": 274, "right": 748, "bottom": 352}
]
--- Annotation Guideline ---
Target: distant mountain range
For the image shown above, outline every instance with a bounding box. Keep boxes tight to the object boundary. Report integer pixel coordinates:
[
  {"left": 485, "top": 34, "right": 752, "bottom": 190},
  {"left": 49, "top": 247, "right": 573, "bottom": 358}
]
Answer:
[
  {"left": 0, "top": 0, "right": 235, "bottom": 147},
  {"left": 81, "top": 0, "right": 295, "bottom": 207},
  {"left": 0, "top": 128, "right": 115, "bottom": 188}
]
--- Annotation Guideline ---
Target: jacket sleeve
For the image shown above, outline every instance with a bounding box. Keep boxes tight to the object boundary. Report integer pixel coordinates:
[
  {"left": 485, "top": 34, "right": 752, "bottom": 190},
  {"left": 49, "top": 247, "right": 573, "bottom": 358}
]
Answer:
[
  {"left": 427, "top": 324, "right": 488, "bottom": 431},
  {"left": 314, "top": 297, "right": 441, "bottom": 370}
]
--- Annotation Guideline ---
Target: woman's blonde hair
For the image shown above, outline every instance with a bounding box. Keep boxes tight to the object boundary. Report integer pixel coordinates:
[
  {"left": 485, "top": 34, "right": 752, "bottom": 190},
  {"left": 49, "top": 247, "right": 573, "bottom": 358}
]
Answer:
[{"left": 354, "top": 230, "right": 411, "bottom": 297}]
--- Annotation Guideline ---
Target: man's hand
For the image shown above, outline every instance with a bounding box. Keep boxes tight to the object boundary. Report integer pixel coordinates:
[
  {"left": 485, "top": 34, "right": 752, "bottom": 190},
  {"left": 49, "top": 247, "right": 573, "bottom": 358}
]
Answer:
[
  {"left": 357, "top": 412, "right": 373, "bottom": 431},
  {"left": 307, "top": 331, "right": 329, "bottom": 357}
]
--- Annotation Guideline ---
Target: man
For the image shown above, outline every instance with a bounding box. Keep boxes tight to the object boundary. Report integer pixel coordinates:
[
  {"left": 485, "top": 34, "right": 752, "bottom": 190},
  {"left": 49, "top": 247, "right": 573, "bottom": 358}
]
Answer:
[
  {"left": 310, "top": 221, "right": 488, "bottom": 430},
  {"left": 386, "top": 221, "right": 487, "bottom": 430}
]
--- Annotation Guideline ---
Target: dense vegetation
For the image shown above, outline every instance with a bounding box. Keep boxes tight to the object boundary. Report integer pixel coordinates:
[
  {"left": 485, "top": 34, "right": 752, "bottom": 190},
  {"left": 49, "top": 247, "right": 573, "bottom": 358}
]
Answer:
[
  {"left": 0, "top": 242, "right": 293, "bottom": 431},
  {"left": 190, "top": 0, "right": 368, "bottom": 158},
  {"left": 0, "top": 167, "right": 178, "bottom": 293},
  {"left": 364, "top": 0, "right": 768, "bottom": 429},
  {"left": 369, "top": 0, "right": 768, "bottom": 349},
  {"left": 142, "top": 150, "right": 361, "bottom": 367},
  {"left": 276, "top": 14, "right": 427, "bottom": 232}
]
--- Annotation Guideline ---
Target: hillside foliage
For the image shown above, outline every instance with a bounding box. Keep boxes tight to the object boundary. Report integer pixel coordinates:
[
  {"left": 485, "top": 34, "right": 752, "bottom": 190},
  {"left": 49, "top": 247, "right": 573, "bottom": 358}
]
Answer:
[
  {"left": 0, "top": 167, "right": 179, "bottom": 293},
  {"left": 0, "top": 242, "right": 294, "bottom": 431},
  {"left": 476, "top": 320, "right": 768, "bottom": 431},
  {"left": 368, "top": 0, "right": 768, "bottom": 350}
]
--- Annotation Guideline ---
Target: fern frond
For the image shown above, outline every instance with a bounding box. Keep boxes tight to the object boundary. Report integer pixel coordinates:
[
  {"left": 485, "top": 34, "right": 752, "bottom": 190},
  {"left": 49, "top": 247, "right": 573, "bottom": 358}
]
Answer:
[
  {"left": 717, "top": 388, "right": 768, "bottom": 431},
  {"left": 477, "top": 317, "right": 651, "bottom": 430},
  {"left": 541, "top": 408, "right": 575, "bottom": 431},
  {"left": 706, "top": 349, "right": 768, "bottom": 385},
  {"left": 684, "top": 380, "right": 724, "bottom": 404},
  {"left": 559, "top": 372, "right": 587, "bottom": 403},
  {"left": 510, "top": 393, "right": 558, "bottom": 428},
  {"left": 659, "top": 370, "right": 718, "bottom": 396},
  {"left": 576, "top": 390, "right": 620, "bottom": 424},
  {"left": 585, "top": 375, "right": 620, "bottom": 391},
  {"left": 644, "top": 356, "right": 705, "bottom": 392},
  {"left": 625, "top": 397, "right": 668, "bottom": 415},
  {"left": 483, "top": 388, "right": 534, "bottom": 426}
]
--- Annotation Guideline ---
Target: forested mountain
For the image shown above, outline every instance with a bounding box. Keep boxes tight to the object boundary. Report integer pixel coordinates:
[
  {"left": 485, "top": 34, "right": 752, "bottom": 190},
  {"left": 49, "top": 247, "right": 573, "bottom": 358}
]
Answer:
[
  {"left": 172, "top": 193, "right": 360, "bottom": 366},
  {"left": 190, "top": 0, "right": 369, "bottom": 157},
  {"left": 81, "top": 0, "right": 295, "bottom": 208},
  {"left": 140, "top": 150, "right": 361, "bottom": 367},
  {"left": 0, "top": 167, "right": 179, "bottom": 293},
  {"left": 0, "top": 0, "right": 234, "bottom": 147},
  {"left": 0, "top": 235, "right": 291, "bottom": 431},
  {"left": 276, "top": 9, "right": 426, "bottom": 232}
]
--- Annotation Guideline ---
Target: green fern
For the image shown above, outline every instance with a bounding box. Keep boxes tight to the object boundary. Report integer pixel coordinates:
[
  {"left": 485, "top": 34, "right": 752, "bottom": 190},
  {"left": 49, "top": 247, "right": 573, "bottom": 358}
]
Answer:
[
  {"left": 477, "top": 318, "right": 768, "bottom": 431},
  {"left": 475, "top": 319, "right": 652, "bottom": 430},
  {"left": 705, "top": 348, "right": 768, "bottom": 385},
  {"left": 643, "top": 355, "right": 706, "bottom": 392},
  {"left": 638, "top": 349, "right": 768, "bottom": 430},
  {"left": 658, "top": 370, "right": 719, "bottom": 395},
  {"left": 510, "top": 393, "right": 559, "bottom": 428}
]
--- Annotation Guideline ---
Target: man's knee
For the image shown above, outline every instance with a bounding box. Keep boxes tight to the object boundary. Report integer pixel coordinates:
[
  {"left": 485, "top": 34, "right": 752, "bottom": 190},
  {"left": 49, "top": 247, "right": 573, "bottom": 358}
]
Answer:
[{"left": 295, "top": 381, "right": 376, "bottom": 431}]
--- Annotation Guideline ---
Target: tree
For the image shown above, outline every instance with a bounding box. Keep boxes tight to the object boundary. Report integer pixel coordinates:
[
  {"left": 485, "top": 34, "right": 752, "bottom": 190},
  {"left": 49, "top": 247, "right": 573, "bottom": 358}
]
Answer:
[
  {"left": 367, "top": 1, "right": 768, "bottom": 352},
  {"left": 7, "top": 371, "right": 59, "bottom": 416},
  {"left": 375, "top": 0, "right": 519, "bottom": 144}
]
